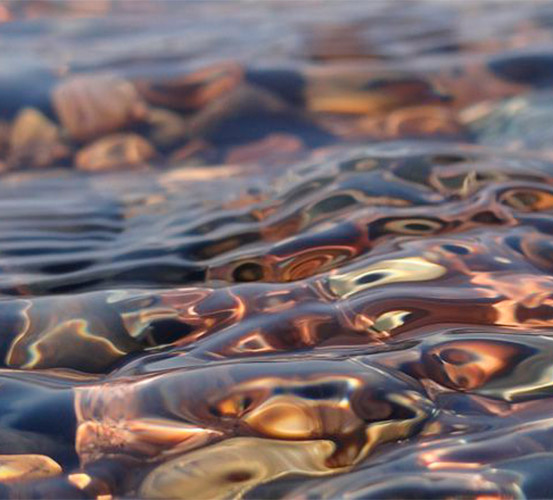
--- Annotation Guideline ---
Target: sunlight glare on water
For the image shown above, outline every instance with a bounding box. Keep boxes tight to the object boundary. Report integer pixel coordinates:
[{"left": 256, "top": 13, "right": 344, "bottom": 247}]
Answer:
[{"left": 1, "top": 1, "right": 553, "bottom": 498}]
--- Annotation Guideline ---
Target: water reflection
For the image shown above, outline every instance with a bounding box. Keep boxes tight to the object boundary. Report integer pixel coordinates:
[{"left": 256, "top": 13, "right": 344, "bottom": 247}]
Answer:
[{"left": 3, "top": 1, "right": 553, "bottom": 499}]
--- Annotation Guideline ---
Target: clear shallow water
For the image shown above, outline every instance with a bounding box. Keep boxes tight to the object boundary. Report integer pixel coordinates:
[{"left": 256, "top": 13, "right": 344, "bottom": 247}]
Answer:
[{"left": 3, "top": 1, "right": 553, "bottom": 498}]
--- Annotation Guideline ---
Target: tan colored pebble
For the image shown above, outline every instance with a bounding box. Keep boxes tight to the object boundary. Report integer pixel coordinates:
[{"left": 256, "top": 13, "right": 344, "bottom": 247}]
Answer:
[
  {"left": 53, "top": 73, "right": 148, "bottom": 142},
  {"left": 76, "top": 134, "right": 155, "bottom": 171},
  {"left": 0, "top": 454, "right": 62, "bottom": 483},
  {"left": 8, "top": 107, "right": 69, "bottom": 169}
]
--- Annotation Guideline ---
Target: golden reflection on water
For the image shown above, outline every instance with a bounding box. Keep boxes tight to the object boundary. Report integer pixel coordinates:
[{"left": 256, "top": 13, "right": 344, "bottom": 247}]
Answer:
[{"left": 3, "top": 1, "right": 553, "bottom": 499}]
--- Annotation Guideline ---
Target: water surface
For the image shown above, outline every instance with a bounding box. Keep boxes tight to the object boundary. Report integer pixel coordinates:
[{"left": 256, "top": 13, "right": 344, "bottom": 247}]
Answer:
[{"left": 1, "top": 1, "right": 553, "bottom": 498}]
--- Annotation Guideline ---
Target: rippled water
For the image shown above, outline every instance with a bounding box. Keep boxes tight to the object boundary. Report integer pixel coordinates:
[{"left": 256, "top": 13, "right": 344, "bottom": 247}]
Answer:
[{"left": 4, "top": 1, "right": 553, "bottom": 498}]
